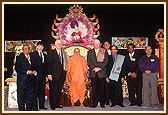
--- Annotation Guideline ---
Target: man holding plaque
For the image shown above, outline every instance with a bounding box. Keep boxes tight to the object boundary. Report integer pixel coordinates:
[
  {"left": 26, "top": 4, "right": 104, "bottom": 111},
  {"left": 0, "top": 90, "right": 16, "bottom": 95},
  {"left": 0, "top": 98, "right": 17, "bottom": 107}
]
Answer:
[{"left": 106, "top": 45, "right": 125, "bottom": 107}]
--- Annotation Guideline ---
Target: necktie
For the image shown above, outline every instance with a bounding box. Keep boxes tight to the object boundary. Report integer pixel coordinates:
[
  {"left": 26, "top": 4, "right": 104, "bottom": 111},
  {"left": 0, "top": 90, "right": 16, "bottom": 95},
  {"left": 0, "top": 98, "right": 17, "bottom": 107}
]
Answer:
[
  {"left": 27, "top": 54, "right": 31, "bottom": 64},
  {"left": 112, "top": 55, "right": 116, "bottom": 62},
  {"left": 40, "top": 52, "right": 43, "bottom": 63},
  {"left": 59, "top": 51, "right": 62, "bottom": 64}
]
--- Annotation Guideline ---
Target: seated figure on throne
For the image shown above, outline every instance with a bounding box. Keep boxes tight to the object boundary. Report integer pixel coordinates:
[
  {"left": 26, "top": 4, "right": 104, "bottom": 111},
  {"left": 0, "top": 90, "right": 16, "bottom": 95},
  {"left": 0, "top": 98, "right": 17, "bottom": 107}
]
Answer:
[{"left": 70, "top": 21, "right": 85, "bottom": 43}]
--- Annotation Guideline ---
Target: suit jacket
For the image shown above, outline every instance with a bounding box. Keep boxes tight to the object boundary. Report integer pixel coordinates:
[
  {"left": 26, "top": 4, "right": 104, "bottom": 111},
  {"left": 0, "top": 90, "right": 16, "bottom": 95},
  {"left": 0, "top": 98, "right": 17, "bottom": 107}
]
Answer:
[
  {"left": 31, "top": 51, "right": 48, "bottom": 79},
  {"left": 15, "top": 53, "right": 34, "bottom": 89},
  {"left": 48, "top": 49, "right": 69, "bottom": 81},
  {"left": 87, "top": 48, "right": 109, "bottom": 78},
  {"left": 122, "top": 51, "right": 141, "bottom": 78}
]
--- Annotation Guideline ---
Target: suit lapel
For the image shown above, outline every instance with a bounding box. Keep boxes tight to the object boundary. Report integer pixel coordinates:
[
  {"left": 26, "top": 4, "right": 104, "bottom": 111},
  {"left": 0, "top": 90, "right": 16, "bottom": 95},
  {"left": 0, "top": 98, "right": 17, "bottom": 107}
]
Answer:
[
  {"left": 23, "top": 53, "right": 31, "bottom": 65},
  {"left": 55, "top": 49, "right": 62, "bottom": 64},
  {"left": 36, "top": 51, "right": 42, "bottom": 64},
  {"left": 93, "top": 49, "right": 98, "bottom": 62}
]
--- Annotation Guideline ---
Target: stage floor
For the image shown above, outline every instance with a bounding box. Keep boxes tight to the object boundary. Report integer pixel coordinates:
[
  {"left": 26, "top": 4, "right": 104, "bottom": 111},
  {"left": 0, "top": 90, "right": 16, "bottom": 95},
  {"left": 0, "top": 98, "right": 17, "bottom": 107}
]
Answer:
[{"left": 3, "top": 98, "right": 164, "bottom": 112}]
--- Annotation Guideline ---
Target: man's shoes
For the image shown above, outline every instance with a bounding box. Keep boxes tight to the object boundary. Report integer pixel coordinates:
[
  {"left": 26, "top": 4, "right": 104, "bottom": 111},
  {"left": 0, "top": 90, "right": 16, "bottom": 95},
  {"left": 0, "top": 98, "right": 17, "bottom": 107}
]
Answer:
[
  {"left": 90, "top": 105, "right": 97, "bottom": 108},
  {"left": 118, "top": 104, "right": 125, "bottom": 107},
  {"left": 137, "top": 104, "right": 142, "bottom": 107},
  {"left": 51, "top": 108, "right": 55, "bottom": 110},
  {"left": 106, "top": 101, "right": 110, "bottom": 105},
  {"left": 39, "top": 107, "right": 48, "bottom": 110},
  {"left": 101, "top": 106, "right": 105, "bottom": 108},
  {"left": 110, "top": 104, "right": 116, "bottom": 107},
  {"left": 33, "top": 108, "right": 39, "bottom": 111},
  {"left": 129, "top": 103, "right": 136, "bottom": 106},
  {"left": 55, "top": 105, "right": 63, "bottom": 108},
  {"left": 106, "top": 102, "right": 109, "bottom": 105}
]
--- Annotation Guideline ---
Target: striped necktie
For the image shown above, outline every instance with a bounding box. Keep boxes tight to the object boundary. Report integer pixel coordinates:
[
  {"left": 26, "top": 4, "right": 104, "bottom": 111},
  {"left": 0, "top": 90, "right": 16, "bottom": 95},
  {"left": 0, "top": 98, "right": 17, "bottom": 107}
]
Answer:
[{"left": 59, "top": 51, "right": 62, "bottom": 64}]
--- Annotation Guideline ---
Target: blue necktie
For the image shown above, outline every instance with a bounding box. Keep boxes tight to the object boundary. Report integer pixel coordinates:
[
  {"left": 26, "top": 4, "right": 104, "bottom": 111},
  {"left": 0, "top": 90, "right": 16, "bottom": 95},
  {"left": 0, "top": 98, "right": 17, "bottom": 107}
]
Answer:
[{"left": 112, "top": 55, "right": 116, "bottom": 62}]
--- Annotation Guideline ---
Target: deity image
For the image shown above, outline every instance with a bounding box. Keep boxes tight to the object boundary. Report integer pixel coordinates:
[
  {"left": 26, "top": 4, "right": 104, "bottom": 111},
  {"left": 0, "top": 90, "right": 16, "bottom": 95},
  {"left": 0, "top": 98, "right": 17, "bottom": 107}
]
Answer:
[{"left": 70, "top": 20, "right": 84, "bottom": 43}]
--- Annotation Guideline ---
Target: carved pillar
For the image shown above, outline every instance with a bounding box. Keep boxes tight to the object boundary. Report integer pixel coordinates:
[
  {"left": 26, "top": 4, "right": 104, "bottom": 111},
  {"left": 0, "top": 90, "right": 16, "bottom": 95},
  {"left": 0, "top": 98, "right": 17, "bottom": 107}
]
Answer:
[
  {"left": 155, "top": 29, "right": 164, "bottom": 104},
  {"left": 155, "top": 29, "right": 164, "bottom": 79}
]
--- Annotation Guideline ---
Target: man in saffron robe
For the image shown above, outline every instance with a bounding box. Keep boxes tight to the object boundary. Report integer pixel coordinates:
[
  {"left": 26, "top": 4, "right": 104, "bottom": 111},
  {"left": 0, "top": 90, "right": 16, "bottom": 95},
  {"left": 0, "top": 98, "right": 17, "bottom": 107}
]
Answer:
[{"left": 66, "top": 48, "right": 88, "bottom": 107}]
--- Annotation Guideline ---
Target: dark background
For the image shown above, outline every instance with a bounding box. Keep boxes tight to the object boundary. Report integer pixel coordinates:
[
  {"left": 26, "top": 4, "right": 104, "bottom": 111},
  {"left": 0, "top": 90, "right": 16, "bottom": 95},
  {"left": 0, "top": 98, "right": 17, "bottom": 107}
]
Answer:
[{"left": 4, "top": 4, "right": 164, "bottom": 78}]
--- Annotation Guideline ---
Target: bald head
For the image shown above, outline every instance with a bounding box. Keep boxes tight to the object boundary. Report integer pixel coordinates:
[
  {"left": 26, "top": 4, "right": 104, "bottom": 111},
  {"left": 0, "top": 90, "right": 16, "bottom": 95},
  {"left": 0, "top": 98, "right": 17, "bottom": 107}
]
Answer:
[
  {"left": 74, "top": 48, "right": 80, "bottom": 56},
  {"left": 93, "top": 39, "right": 101, "bottom": 49},
  {"left": 55, "top": 40, "right": 62, "bottom": 50}
]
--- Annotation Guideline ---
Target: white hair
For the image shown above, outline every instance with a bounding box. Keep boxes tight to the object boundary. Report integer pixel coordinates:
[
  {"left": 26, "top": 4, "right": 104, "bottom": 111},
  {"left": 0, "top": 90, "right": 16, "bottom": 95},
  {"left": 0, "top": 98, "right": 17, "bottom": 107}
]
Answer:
[
  {"left": 55, "top": 40, "right": 62, "bottom": 45},
  {"left": 93, "top": 39, "right": 100, "bottom": 44}
]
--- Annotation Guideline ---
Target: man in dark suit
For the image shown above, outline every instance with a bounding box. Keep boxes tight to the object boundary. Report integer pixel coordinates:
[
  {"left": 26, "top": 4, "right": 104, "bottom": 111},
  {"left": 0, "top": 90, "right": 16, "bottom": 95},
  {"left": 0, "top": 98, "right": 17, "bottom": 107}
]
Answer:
[
  {"left": 122, "top": 43, "right": 142, "bottom": 107},
  {"left": 87, "top": 39, "right": 109, "bottom": 108},
  {"left": 47, "top": 40, "right": 69, "bottom": 110},
  {"left": 103, "top": 41, "right": 111, "bottom": 105},
  {"left": 106, "top": 45, "right": 125, "bottom": 108},
  {"left": 15, "top": 43, "right": 37, "bottom": 111},
  {"left": 31, "top": 41, "right": 48, "bottom": 110}
]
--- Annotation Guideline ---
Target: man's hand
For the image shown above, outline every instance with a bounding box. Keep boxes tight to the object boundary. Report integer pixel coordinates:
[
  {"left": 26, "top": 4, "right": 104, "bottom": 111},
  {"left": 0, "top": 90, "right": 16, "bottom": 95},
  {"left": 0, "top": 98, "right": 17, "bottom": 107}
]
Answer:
[
  {"left": 130, "top": 72, "right": 137, "bottom": 78},
  {"left": 48, "top": 75, "right": 53, "bottom": 81},
  {"left": 121, "top": 78, "right": 125, "bottom": 84},
  {"left": 106, "top": 77, "right": 110, "bottom": 83},
  {"left": 4, "top": 67, "right": 7, "bottom": 72},
  {"left": 32, "top": 70, "right": 37, "bottom": 76},
  {"left": 46, "top": 77, "right": 48, "bottom": 82},
  {"left": 93, "top": 67, "right": 102, "bottom": 73},
  {"left": 27, "top": 70, "right": 33, "bottom": 75},
  {"left": 145, "top": 70, "right": 151, "bottom": 75}
]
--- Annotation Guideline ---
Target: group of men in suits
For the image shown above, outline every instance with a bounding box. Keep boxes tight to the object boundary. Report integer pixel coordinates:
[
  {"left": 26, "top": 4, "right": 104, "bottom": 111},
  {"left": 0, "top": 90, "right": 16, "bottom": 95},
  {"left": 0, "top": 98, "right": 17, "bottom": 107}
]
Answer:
[
  {"left": 15, "top": 39, "right": 159, "bottom": 111},
  {"left": 103, "top": 42, "right": 144, "bottom": 108},
  {"left": 103, "top": 42, "right": 159, "bottom": 109},
  {"left": 16, "top": 41, "right": 48, "bottom": 111}
]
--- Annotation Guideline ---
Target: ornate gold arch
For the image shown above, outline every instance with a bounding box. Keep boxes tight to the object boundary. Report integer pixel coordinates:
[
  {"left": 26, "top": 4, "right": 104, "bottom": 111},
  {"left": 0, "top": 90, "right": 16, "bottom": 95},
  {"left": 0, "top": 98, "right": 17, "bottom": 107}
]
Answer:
[{"left": 51, "top": 4, "right": 100, "bottom": 46}]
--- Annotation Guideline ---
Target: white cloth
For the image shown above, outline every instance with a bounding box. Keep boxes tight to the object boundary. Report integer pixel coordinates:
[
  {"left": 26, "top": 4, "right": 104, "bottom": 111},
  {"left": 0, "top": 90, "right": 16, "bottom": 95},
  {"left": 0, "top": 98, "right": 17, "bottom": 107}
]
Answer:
[
  {"left": 107, "top": 49, "right": 111, "bottom": 55},
  {"left": 109, "top": 54, "right": 125, "bottom": 81},
  {"left": 129, "top": 52, "right": 135, "bottom": 61}
]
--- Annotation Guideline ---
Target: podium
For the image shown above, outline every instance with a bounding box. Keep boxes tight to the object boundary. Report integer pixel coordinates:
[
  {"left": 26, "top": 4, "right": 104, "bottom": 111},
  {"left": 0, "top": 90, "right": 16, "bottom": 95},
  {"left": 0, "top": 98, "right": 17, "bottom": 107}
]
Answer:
[{"left": 5, "top": 77, "right": 18, "bottom": 108}]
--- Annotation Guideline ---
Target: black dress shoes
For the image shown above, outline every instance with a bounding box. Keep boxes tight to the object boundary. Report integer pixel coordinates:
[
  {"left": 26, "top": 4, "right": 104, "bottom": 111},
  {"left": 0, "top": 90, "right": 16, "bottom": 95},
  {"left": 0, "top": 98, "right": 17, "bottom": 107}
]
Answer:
[
  {"left": 110, "top": 104, "right": 116, "bottom": 107},
  {"left": 39, "top": 107, "right": 48, "bottom": 110},
  {"left": 33, "top": 108, "right": 39, "bottom": 111},
  {"left": 129, "top": 103, "right": 136, "bottom": 106},
  {"left": 137, "top": 104, "right": 142, "bottom": 107},
  {"left": 106, "top": 102, "right": 109, "bottom": 105},
  {"left": 106, "top": 101, "right": 109, "bottom": 105},
  {"left": 90, "top": 105, "right": 97, "bottom": 108},
  {"left": 101, "top": 106, "right": 105, "bottom": 108},
  {"left": 51, "top": 108, "right": 55, "bottom": 110},
  {"left": 118, "top": 104, "right": 125, "bottom": 107},
  {"left": 55, "top": 105, "right": 63, "bottom": 108}
]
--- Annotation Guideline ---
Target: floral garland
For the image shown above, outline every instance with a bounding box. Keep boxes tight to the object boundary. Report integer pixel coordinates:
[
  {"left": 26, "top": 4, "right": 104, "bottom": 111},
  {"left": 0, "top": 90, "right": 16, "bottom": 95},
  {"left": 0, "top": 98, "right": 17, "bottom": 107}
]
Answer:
[{"left": 59, "top": 14, "right": 94, "bottom": 46}]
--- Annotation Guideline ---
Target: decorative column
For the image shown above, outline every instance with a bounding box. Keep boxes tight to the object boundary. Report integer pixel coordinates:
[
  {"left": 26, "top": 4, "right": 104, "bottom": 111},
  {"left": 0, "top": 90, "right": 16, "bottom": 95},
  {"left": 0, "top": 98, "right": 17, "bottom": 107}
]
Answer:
[
  {"left": 155, "top": 29, "right": 164, "bottom": 79},
  {"left": 155, "top": 29, "right": 164, "bottom": 104}
]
